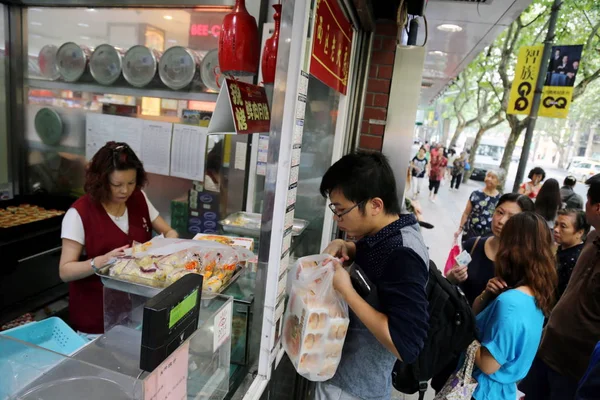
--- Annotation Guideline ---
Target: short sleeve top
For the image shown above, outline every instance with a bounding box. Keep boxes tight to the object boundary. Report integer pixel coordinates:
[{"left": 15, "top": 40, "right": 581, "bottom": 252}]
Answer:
[
  {"left": 465, "top": 190, "right": 500, "bottom": 238},
  {"left": 61, "top": 190, "right": 159, "bottom": 245},
  {"left": 472, "top": 290, "right": 544, "bottom": 400}
]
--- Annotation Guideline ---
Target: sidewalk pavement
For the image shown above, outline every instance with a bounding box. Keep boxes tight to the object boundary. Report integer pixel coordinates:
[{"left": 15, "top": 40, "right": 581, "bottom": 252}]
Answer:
[
  {"left": 391, "top": 177, "right": 485, "bottom": 400},
  {"left": 416, "top": 177, "right": 483, "bottom": 268}
]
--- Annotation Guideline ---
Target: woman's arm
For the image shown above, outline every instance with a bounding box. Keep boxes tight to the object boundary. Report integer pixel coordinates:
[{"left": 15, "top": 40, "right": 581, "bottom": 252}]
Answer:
[
  {"left": 455, "top": 198, "right": 473, "bottom": 238},
  {"left": 474, "top": 345, "right": 501, "bottom": 375},
  {"left": 152, "top": 216, "right": 178, "bottom": 238},
  {"left": 519, "top": 182, "right": 530, "bottom": 195},
  {"left": 59, "top": 239, "right": 128, "bottom": 282}
]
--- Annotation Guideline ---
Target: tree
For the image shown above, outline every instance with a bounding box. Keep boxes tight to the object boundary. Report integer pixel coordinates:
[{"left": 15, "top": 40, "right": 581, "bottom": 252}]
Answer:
[
  {"left": 447, "top": 70, "right": 478, "bottom": 148},
  {"left": 441, "top": 0, "right": 600, "bottom": 188},
  {"left": 500, "top": 1, "right": 600, "bottom": 187},
  {"left": 464, "top": 48, "right": 506, "bottom": 180}
]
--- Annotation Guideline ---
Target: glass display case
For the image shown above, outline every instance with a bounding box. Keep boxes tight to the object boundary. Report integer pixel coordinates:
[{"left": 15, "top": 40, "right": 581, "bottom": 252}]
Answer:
[{"left": 0, "top": 294, "right": 232, "bottom": 400}]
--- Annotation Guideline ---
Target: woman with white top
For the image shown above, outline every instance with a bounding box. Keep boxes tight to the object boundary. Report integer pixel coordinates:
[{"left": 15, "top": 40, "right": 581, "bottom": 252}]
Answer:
[{"left": 59, "top": 141, "right": 177, "bottom": 334}]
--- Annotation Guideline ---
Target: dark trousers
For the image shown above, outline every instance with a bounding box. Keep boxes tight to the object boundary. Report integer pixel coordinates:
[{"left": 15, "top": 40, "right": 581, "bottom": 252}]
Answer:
[
  {"left": 429, "top": 179, "right": 441, "bottom": 194},
  {"left": 450, "top": 174, "right": 463, "bottom": 189},
  {"left": 518, "top": 356, "right": 579, "bottom": 400}
]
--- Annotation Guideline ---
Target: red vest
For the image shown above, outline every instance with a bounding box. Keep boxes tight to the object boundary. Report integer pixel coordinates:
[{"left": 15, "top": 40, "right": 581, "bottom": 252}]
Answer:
[{"left": 70, "top": 189, "right": 151, "bottom": 333}]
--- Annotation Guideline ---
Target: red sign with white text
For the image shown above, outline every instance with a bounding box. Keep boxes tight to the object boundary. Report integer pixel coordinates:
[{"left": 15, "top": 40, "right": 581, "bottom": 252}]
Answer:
[
  {"left": 226, "top": 79, "right": 271, "bottom": 134},
  {"left": 310, "top": 0, "right": 353, "bottom": 95}
]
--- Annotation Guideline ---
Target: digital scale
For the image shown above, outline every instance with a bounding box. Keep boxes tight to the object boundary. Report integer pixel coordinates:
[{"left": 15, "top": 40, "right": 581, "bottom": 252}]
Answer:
[{"left": 140, "top": 273, "right": 203, "bottom": 371}]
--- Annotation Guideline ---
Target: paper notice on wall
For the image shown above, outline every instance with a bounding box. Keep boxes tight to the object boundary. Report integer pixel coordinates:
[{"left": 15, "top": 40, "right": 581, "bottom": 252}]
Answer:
[
  {"left": 234, "top": 142, "right": 247, "bottom": 170},
  {"left": 143, "top": 341, "right": 189, "bottom": 400},
  {"left": 170, "top": 124, "right": 208, "bottom": 181},
  {"left": 85, "top": 113, "right": 142, "bottom": 160},
  {"left": 141, "top": 120, "right": 173, "bottom": 176}
]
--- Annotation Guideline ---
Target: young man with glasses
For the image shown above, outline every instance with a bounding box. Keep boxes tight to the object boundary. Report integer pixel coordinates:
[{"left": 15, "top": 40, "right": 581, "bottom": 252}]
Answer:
[{"left": 315, "top": 151, "right": 429, "bottom": 400}]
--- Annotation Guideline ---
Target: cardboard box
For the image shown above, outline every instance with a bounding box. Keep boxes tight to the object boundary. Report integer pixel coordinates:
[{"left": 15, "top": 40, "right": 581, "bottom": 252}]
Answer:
[{"left": 193, "top": 233, "right": 254, "bottom": 252}]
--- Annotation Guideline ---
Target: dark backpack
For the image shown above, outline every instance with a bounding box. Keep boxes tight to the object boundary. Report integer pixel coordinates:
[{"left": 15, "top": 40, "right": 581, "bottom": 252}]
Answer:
[{"left": 392, "top": 260, "right": 477, "bottom": 400}]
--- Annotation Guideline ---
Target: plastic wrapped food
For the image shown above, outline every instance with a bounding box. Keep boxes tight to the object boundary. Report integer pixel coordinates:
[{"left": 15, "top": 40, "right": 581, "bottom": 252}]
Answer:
[
  {"left": 107, "top": 243, "right": 246, "bottom": 292},
  {"left": 282, "top": 254, "right": 350, "bottom": 381}
]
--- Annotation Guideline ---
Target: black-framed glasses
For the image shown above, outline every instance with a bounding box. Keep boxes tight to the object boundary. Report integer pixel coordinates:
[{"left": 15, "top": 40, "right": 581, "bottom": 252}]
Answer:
[{"left": 328, "top": 200, "right": 365, "bottom": 219}]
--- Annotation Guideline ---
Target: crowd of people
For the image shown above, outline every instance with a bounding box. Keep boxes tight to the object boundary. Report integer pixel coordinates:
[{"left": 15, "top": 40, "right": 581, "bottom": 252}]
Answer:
[
  {"left": 409, "top": 142, "right": 469, "bottom": 203},
  {"left": 315, "top": 150, "right": 599, "bottom": 400}
]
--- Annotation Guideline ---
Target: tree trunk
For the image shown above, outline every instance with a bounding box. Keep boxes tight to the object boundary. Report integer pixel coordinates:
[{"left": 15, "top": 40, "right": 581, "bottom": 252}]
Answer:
[
  {"left": 449, "top": 123, "right": 466, "bottom": 149},
  {"left": 557, "top": 146, "right": 568, "bottom": 169},
  {"left": 500, "top": 118, "right": 528, "bottom": 191},
  {"left": 464, "top": 126, "right": 486, "bottom": 181}
]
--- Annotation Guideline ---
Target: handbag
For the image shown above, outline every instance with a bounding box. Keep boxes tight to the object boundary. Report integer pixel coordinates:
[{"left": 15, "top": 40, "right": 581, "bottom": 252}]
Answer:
[
  {"left": 444, "top": 239, "right": 461, "bottom": 275},
  {"left": 433, "top": 340, "right": 480, "bottom": 400}
]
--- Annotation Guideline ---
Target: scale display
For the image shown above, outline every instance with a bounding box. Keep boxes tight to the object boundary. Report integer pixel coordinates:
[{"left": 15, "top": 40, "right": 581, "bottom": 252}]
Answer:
[{"left": 140, "top": 274, "right": 203, "bottom": 371}]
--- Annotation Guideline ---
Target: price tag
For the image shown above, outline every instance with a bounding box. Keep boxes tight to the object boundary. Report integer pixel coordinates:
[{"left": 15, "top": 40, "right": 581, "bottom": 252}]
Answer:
[
  {"left": 144, "top": 341, "right": 189, "bottom": 400},
  {"left": 213, "top": 301, "right": 233, "bottom": 352},
  {"left": 293, "top": 120, "right": 304, "bottom": 146}
]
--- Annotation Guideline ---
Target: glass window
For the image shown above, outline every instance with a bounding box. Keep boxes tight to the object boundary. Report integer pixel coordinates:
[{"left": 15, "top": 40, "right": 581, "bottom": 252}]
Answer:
[
  {"left": 23, "top": 6, "right": 229, "bottom": 210},
  {"left": 293, "top": 77, "right": 340, "bottom": 256}
]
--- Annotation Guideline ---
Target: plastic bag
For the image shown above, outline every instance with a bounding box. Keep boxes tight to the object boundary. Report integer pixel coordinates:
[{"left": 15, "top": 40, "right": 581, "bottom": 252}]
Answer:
[
  {"left": 282, "top": 254, "right": 349, "bottom": 382},
  {"left": 444, "top": 240, "right": 461, "bottom": 275}
]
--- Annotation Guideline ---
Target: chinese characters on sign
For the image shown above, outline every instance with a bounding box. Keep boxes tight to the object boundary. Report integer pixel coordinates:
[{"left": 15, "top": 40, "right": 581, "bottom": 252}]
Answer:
[
  {"left": 144, "top": 341, "right": 189, "bottom": 400},
  {"left": 539, "top": 44, "right": 583, "bottom": 119},
  {"left": 213, "top": 301, "right": 232, "bottom": 352},
  {"left": 226, "top": 78, "right": 271, "bottom": 134},
  {"left": 310, "top": 0, "right": 353, "bottom": 95},
  {"left": 508, "top": 45, "right": 544, "bottom": 115}
]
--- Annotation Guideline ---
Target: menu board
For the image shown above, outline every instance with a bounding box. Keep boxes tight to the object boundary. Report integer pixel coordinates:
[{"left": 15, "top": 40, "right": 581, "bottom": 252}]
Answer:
[
  {"left": 85, "top": 113, "right": 142, "bottom": 160},
  {"left": 170, "top": 124, "right": 208, "bottom": 181},
  {"left": 140, "top": 120, "right": 173, "bottom": 176}
]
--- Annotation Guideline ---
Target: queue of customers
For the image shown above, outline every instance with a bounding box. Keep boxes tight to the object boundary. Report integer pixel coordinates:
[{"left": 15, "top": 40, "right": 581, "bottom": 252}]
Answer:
[{"left": 313, "top": 152, "right": 599, "bottom": 400}]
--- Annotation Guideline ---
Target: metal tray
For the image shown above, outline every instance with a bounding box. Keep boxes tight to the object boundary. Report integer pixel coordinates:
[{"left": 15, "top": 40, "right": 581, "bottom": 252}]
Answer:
[
  {"left": 96, "top": 265, "right": 244, "bottom": 299},
  {"left": 219, "top": 212, "right": 309, "bottom": 238}
]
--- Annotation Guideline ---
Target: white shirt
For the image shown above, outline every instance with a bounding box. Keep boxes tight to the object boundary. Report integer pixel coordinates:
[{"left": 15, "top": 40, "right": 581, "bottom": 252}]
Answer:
[{"left": 61, "top": 191, "right": 159, "bottom": 246}]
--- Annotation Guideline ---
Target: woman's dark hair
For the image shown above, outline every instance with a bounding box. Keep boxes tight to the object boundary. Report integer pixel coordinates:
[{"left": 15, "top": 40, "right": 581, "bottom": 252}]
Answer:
[
  {"left": 497, "top": 193, "right": 535, "bottom": 212},
  {"left": 320, "top": 151, "right": 401, "bottom": 215},
  {"left": 85, "top": 141, "right": 147, "bottom": 203},
  {"left": 528, "top": 167, "right": 546, "bottom": 181},
  {"left": 557, "top": 209, "right": 591, "bottom": 238},
  {"left": 535, "top": 178, "right": 562, "bottom": 222},
  {"left": 496, "top": 212, "right": 558, "bottom": 316}
]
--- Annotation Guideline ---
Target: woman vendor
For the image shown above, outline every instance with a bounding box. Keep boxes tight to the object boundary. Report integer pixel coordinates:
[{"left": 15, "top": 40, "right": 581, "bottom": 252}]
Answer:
[{"left": 59, "top": 141, "right": 178, "bottom": 334}]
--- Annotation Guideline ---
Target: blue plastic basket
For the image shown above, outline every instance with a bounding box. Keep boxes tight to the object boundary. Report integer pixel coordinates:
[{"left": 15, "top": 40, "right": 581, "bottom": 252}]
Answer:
[{"left": 1, "top": 317, "right": 87, "bottom": 356}]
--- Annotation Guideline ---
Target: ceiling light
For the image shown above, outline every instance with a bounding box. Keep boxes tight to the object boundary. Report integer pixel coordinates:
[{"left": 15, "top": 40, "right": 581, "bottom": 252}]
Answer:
[
  {"left": 164, "top": 15, "right": 173, "bottom": 20},
  {"left": 86, "top": 8, "right": 97, "bottom": 12},
  {"left": 429, "top": 50, "right": 447, "bottom": 57},
  {"left": 437, "top": 24, "right": 463, "bottom": 33},
  {"left": 78, "top": 23, "right": 89, "bottom": 27},
  {"left": 80, "top": 36, "right": 90, "bottom": 40},
  {"left": 30, "top": 8, "right": 43, "bottom": 12},
  {"left": 30, "top": 21, "right": 42, "bottom": 26}
]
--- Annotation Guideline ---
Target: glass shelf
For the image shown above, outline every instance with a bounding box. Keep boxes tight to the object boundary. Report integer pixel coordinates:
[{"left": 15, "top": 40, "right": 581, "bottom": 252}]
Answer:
[{"left": 26, "top": 79, "right": 219, "bottom": 103}]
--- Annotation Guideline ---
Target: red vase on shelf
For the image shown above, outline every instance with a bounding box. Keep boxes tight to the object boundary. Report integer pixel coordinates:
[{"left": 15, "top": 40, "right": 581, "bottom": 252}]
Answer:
[
  {"left": 218, "top": 0, "right": 260, "bottom": 77},
  {"left": 261, "top": 4, "right": 282, "bottom": 85}
]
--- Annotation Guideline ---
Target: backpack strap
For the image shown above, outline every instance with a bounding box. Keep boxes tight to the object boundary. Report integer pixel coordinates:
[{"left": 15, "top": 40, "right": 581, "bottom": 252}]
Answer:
[{"left": 470, "top": 236, "right": 481, "bottom": 256}]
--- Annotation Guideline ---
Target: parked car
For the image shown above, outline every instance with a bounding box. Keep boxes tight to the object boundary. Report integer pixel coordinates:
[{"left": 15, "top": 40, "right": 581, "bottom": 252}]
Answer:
[{"left": 568, "top": 160, "right": 600, "bottom": 182}]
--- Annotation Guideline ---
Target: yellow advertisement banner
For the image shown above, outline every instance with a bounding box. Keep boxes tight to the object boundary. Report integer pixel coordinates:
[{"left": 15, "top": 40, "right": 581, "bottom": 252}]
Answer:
[
  {"left": 539, "top": 86, "right": 573, "bottom": 118},
  {"left": 507, "top": 45, "right": 544, "bottom": 115}
]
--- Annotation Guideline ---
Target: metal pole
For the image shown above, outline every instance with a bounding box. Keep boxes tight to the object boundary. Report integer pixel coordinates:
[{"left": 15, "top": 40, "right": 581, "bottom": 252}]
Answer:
[{"left": 512, "top": 0, "right": 562, "bottom": 193}]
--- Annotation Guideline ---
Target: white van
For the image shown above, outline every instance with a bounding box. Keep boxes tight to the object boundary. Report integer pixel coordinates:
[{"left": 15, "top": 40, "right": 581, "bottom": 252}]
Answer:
[
  {"left": 465, "top": 137, "right": 506, "bottom": 181},
  {"left": 568, "top": 160, "right": 600, "bottom": 182}
]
